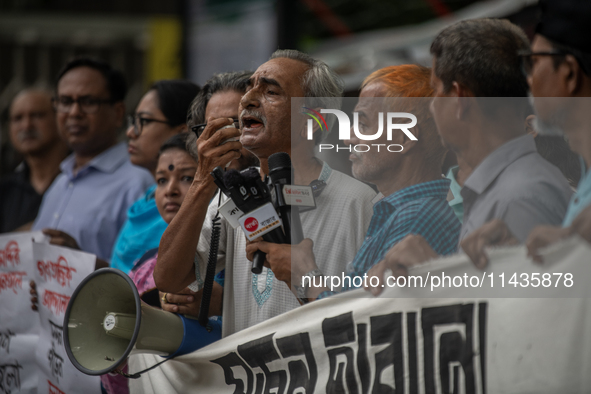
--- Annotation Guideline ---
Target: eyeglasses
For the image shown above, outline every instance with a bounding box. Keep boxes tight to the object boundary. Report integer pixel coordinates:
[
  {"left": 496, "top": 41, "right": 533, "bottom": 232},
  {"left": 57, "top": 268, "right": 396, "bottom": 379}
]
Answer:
[
  {"left": 191, "top": 118, "right": 239, "bottom": 139},
  {"left": 518, "top": 50, "right": 568, "bottom": 76},
  {"left": 52, "top": 96, "right": 113, "bottom": 114},
  {"left": 127, "top": 115, "right": 172, "bottom": 137}
]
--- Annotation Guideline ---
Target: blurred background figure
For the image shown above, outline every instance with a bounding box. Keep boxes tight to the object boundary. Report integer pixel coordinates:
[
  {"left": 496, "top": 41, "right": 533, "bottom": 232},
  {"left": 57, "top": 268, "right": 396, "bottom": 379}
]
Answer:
[
  {"left": 32, "top": 58, "right": 153, "bottom": 266},
  {"left": 0, "top": 89, "right": 69, "bottom": 233},
  {"left": 0, "top": 0, "right": 543, "bottom": 178},
  {"left": 127, "top": 80, "right": 200, "bottom": 175},
  {"left": 110, "top": 79, "right": 200, "bottom": 274}
]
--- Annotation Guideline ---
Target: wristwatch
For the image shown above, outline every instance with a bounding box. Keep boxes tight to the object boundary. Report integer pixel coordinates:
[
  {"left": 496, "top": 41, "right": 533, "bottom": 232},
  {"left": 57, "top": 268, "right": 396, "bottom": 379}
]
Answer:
[{"left": 295, "top": 268, "right": 324, "bottom": 303}]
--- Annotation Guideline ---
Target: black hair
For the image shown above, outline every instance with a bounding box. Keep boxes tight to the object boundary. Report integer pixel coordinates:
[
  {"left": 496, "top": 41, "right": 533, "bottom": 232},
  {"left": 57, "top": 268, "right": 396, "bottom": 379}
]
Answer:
[
  {"left": 56, "top": 58, "right": 127, "bottom": 102},
  {"left": 430, "top": 19, "right": 530, "bottom": 97},
  {"left": 159, "top": 133, "right": 191, "bottom": 156},
  {"left": 150, "top": 80, "right": 201, "bottom": 127},
  {"left": 548, "top": 40, "right": 591, "bottom": 76}
]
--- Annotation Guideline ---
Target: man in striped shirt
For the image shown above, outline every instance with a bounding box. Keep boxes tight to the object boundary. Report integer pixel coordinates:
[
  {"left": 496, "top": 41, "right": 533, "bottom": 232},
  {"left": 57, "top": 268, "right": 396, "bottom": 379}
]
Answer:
[{"left": 246, "top": 64, "right": 461, "bottom": 302}]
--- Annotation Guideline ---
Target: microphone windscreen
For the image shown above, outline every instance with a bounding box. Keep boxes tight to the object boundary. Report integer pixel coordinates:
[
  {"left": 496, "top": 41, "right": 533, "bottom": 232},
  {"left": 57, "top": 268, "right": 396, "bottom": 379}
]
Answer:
[
  {"left": 223, "top": 169, "right": 244, "bottom": 189},
  {"left": 241, "top": 167, "right": 261, "bottom": 182},
  {"left": 268, "top": 152, "right": 291, "bottom": 171},
  {"left": 268, "top": 152, "right": 292, "bottom": 183}
]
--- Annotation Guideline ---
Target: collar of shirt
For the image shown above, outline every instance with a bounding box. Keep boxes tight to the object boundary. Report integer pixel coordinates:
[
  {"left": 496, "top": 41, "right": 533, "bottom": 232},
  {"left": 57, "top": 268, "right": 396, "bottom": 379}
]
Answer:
[
  {"left": 15, "top": 161, "right": 28, "bottom": 173},
  {"left": 318, "top": 161, "right": 332, "bottom": 182},
  {"left": 13, "top": 161, "right": 30, "bottom": 181},
  {"left": 463, "top": 134, "right": 536, "bottom": 196},
  {"left": 578, "top": 156, "right": 590, "bottom": 188},
  {"left": 446, "top": 165, "right": 462, "bottom": 205},
  {"left": 60, "top": 142, "right": 129, "bottom": 180},
  {"left": 563, "top": 156, "right": 591, "bottom": 226},
  {"left": 373, "top": 178, "right": 452, "bottom": 219}
]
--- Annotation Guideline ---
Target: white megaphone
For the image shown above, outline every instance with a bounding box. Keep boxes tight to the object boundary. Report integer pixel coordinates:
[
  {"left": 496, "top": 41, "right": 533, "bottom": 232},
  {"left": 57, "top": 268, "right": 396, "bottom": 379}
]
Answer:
[{"left": 63, "top": 268, "right": 221, "bottom": 376}]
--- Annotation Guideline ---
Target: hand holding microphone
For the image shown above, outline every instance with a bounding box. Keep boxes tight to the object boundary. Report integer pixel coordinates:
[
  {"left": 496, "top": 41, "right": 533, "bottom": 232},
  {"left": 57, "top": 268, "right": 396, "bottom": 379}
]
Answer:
[
  {"left": 220, "top": 167, "right": 288, "bottom": 273},
  {"left": 214, "top": 153, "right": 314, "bottom": 275},
  {"left": 245, "top": 238, "right": 316, "bottom": 285},
  {"left": 192, "top": 117, "right": 242, "bottom": 186}
]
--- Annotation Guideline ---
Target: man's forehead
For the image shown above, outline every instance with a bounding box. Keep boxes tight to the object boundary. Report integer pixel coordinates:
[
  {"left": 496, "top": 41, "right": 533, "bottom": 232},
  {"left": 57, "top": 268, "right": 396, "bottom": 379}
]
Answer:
[
  {"left": 251, "top": 58, "right": 308, "bottom": 85},
  {"left": 205, "top": 90, "right": 241, "bottom": 118},
  {"left": 57, "top": 66, "right": 109, "bottom": 96},
  {"left": 531, "top": 34, "right": 552, "bottom": 51},
  {"left": 10, "top": 91, "right": 52, "bottom": 113},
  {"left": 355, "top": 82, "right": 389, "bottom": 112}
]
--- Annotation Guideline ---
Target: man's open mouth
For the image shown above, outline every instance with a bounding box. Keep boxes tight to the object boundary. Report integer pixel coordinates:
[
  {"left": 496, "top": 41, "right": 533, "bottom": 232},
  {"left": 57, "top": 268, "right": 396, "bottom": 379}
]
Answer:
[{"left": 241, "top": 116, "right": 264, "bottom": 129}]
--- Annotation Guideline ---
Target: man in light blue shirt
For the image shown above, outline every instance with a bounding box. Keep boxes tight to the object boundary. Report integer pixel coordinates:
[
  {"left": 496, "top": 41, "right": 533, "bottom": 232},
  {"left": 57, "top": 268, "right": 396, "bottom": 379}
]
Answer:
[{"left": 33, "top": 58, "right": 152, "bottom": 265}]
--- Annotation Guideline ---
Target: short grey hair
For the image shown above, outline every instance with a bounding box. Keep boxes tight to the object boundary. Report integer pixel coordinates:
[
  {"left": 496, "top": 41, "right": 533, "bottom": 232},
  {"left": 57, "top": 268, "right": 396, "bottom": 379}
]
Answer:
[
  {"left": 186, "top": 71, "right": 252, "bottom": 161},
  {"left": 270, "top": 49, "right": 344, "bottom": 142},
  {"left": 430, "top": 18, "right": 530, "bottom": 97},
  {"left": 187, "top": 70, "right": 253, "bottom": 127}
]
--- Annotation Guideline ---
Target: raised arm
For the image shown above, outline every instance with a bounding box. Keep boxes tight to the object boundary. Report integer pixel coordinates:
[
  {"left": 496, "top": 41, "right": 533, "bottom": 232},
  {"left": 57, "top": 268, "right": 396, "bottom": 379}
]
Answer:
[{"left": 154, "top": 117, "right": 241, "bottom": 292}]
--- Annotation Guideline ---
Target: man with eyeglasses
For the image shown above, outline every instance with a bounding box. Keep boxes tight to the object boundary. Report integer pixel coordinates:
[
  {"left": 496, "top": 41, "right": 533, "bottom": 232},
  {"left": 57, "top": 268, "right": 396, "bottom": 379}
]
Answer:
[
  {"left": 456, "top": 0, "right": 591, "bottom": 265},
  {"left": 32, "top": 58, "right": 153, "bottom": 266}
]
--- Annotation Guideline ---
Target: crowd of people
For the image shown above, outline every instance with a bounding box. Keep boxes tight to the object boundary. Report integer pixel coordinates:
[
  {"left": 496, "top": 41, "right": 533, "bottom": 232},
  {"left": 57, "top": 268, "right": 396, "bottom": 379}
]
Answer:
[{"left": 1, "top": 0, "right": 590, "bottom": 391}]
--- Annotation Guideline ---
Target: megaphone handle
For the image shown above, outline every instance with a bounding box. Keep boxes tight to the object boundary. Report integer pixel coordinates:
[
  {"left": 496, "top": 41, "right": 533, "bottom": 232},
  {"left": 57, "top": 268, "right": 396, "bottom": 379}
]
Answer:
[{"left": 252, "top": 251, "right": 265, "bottom": 274}]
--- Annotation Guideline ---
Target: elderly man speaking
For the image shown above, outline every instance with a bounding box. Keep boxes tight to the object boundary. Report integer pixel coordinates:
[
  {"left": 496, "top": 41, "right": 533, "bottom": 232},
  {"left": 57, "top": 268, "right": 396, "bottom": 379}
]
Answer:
[
  {"left": 246, "top": 64, "right": 461, "bottom": 302},
  {"left": 155, "top": 50, "right": 376, "bottom": 337}
]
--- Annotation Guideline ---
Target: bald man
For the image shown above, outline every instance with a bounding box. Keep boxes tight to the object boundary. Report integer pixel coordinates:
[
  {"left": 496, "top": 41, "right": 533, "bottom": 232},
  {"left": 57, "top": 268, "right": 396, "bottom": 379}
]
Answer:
[{"left": 0, "top": 89, "right": 69, "bottom": 232}]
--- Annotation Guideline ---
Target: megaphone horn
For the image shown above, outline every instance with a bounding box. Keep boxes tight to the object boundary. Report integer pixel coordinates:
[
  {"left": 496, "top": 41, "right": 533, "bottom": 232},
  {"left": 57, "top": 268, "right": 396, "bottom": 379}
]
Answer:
[{"left": 63, "top": 268, "right": 221, "bottom": 376}]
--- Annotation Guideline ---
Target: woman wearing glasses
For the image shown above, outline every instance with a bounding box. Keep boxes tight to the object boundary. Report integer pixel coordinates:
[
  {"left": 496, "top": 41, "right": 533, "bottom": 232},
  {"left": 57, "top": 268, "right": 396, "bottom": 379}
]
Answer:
[{"left": 109, "top": 80, "right": 200, "bottom": 274}]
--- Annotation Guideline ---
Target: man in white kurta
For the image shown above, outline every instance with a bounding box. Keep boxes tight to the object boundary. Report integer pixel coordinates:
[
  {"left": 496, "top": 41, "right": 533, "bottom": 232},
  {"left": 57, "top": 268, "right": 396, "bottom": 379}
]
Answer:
[{"left": 191, "top": 162, "right": 375, "bottom": 337}]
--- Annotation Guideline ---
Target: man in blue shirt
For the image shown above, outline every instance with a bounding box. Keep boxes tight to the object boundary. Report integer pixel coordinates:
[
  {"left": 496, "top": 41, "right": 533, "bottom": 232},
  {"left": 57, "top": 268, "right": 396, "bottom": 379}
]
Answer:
[
  {"left": 245, "top": 64, "right": 461, "bottom": 302},
  {"left": 33, "top": 59, "right": 153, "bottom": 266}
]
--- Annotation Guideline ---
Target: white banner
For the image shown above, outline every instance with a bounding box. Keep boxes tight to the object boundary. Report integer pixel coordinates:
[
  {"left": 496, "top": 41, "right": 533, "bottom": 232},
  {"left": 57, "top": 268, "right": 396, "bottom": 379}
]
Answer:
[
  {"left": 130, "top": 237, "right": 591, "bottom": 394},
  {"left": 0, "top": 231, "right": 47, "bottom": 393},
  {"left": 32, "top": 242, "right": 100, "bottom": 394}
]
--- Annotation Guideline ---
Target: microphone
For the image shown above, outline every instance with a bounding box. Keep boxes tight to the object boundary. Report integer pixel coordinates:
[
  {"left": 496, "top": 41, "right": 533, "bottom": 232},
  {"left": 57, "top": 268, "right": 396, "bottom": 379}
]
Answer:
[
  {"left": 222, "top": 167, "right": 288, "bottom": 273},
  {"left": 268, "top": 152, "right": 305, "bottom": 244}
]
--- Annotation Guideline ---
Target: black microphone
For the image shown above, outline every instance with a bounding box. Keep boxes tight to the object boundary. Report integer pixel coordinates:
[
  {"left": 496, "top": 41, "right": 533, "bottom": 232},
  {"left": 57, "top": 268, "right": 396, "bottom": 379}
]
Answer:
[
  {"left": 222, "top": 167, "right": 288, "bottom": 274},
  {"left": 268, "top": 152, "right": 304, "bottom": 244}
]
